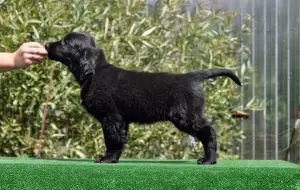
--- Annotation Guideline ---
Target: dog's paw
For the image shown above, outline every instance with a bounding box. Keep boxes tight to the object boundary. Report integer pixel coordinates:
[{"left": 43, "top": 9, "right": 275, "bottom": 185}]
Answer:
[
  {"left": 94, "top": 155, "right": 104, "bottom": 163},
  {"left": 197, "top": 157, "right": 216, "bottom": 165},
  {"left": 94, "top": 155, "right": 118, "bottom": 163}
]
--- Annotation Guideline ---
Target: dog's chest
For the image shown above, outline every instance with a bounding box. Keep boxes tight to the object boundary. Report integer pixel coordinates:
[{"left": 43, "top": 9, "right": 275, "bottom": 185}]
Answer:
[{"left": 81, "top": 93, "right": 105, "bottom": 118}]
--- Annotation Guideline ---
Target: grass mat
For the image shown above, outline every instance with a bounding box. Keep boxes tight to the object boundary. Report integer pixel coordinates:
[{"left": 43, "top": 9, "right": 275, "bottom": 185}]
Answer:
[{"left": 0, "top": 157, "right": 299, "bottom": 190}]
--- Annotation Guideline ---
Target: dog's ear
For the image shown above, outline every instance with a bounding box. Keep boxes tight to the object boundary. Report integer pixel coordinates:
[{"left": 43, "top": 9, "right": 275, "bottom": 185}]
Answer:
[{"left": 79, "top": 48, "right": 106, "bottom": 80}]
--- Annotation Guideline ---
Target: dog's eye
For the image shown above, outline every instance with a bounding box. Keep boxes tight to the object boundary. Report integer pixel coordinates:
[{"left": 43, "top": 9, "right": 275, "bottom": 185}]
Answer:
[{"left": 64, "top": 39, "right": 72, "bottom": 47}]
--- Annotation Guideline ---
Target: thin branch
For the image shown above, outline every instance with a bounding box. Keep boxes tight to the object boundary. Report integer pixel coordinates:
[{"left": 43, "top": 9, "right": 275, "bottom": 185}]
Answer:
[
  {"left": 35, "top": 68, "right": 54, "bottom": 158},
  {"left": 285, "top": 116, "right": 300, "bottom": 161}
]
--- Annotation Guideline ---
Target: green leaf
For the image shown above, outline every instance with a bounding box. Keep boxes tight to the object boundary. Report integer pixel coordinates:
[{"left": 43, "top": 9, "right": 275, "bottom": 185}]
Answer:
[
  {"left": 127, "top": 40, "right": 136, "bottom": 52},
  {"left": 141, "top": 26, "right": 157, "bottom": 37},
  {"left": 27, "top": 19, "right": 42, "bottom": 24},
  {"left": 75, "top": 150, "right": 86, "bottom": 158},
  {"left": 129, "top": 23, "right": 136, "bottom": 35},
  {"left": 31, "top": 25, "right": 40, "bottom": 39},
  {"left": 104, "top": 17, "right": 109, "bottom": 38},
  {"left": 140, "top": 40, "right": 154, "bottom": 48},
  {"left": 241, "top": 63, "right": 246, "bottom": 76}
]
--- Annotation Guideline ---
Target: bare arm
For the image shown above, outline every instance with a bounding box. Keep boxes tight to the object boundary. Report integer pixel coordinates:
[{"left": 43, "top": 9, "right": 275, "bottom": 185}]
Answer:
[{"left": 0, "top": 42, "right": 48, "bottom": 72}]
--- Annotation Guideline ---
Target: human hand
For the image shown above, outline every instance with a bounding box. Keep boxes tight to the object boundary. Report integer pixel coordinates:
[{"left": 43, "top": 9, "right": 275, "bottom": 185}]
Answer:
[{"left": 12, "top": 42, "right": 48, "bottom": 68}]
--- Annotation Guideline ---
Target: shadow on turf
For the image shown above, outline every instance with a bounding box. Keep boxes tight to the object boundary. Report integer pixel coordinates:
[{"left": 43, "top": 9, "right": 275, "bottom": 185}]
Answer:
[{"left": 31, "top": 158, "right": 192, "bottom": 164}]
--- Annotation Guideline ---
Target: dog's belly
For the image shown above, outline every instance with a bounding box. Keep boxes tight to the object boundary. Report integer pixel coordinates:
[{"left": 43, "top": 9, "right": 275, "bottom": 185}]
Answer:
[
  {"left": 123, "top": 112, "right": 167, "bottom": 124},
  {"left": 119, "top": 102, "right": 170, "bottom": 123}
]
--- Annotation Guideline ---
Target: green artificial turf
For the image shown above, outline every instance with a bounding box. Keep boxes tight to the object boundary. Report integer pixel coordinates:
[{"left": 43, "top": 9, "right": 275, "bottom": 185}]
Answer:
[{"left": 0, "top": 158, "right": 299, "bottom": 190}]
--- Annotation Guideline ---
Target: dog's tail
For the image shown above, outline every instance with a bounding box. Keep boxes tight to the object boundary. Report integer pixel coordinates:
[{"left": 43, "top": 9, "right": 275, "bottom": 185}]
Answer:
[{"left": 195, "top": 69, "right": 242, "bottom": 86}]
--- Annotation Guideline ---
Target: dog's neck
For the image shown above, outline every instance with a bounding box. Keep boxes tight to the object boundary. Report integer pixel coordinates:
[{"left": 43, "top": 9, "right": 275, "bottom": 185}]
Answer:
[
  {"left": 65, "top": 64, "right": 92, "bottom": 97},
  {"left": 68, "top": 48, "right": 107, "bottom": 97},
  {"left": 79, "top": 73, "right": 93, "bottom": 97}
]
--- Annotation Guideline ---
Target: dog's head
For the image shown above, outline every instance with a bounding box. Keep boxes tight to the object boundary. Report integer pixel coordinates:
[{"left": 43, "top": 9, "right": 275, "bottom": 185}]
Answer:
[
  {"left": 45, "top": 32, "right": 97, "bottom": 61},
  {"left": 45, "top": 32, "right": 106, "bottom": 82}
]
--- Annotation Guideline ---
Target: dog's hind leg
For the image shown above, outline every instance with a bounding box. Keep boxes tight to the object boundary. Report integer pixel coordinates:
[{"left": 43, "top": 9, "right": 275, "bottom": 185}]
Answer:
[
  {"left": 170, "top": 114, "right": 217, "bottom": 165},
  {"left": 94, "top": 116, "right": 129, "bottom": 163},
  {"left": 195, "top": 118, "right": 217, "bottom": 165}
]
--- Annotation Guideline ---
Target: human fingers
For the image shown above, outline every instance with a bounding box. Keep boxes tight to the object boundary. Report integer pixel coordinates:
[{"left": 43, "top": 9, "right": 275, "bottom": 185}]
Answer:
[
  {"left": 23, "top": 53, "right": 45, "bottom": 61},
  {"left": 21, "top": 47, "right": 48, "bottom": 55},
  {"left": 23, "top": 58, "right": 44, "bottom": 65},
  {"left": 23, "top": 42, "right": 46, "bottom": 49}
]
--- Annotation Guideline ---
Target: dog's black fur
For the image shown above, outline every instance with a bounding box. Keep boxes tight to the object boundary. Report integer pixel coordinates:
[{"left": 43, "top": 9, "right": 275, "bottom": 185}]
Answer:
[{"left": 45, "top": 32, "right": 241, "bottom": 165}]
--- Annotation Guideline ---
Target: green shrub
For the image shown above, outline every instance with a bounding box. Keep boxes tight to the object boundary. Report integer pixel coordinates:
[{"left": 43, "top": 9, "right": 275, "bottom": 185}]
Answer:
[{"left": 0, "top": 0, "right": 260, "bottom": 159}]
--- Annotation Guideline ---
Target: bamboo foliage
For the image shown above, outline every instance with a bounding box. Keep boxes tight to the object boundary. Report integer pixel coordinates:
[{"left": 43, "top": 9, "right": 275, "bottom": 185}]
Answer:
[{"left": 0, "top": 0, "right": 260, "bottom": 159}]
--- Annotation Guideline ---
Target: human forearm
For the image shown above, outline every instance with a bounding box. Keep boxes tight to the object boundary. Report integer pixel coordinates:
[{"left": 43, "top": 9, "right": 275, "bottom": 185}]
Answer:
[{"left": 0, "top": 53, "right": 15, "bottom": 70}]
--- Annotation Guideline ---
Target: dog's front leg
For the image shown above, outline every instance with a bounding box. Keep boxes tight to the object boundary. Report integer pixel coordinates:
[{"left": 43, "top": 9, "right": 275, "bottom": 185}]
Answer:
[{"left": 95, "top": 116, "right": 128, "bottom": 163}]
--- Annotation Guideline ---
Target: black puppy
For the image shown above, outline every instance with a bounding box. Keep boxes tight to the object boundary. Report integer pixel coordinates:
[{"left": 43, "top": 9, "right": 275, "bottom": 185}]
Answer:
[{"left": 45, "top": 32, "right": 241, "bottom": 165}]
